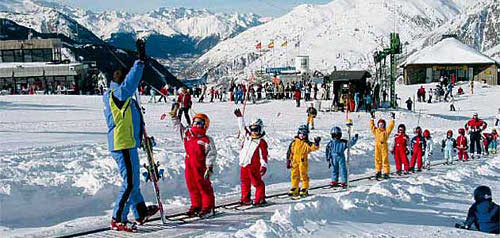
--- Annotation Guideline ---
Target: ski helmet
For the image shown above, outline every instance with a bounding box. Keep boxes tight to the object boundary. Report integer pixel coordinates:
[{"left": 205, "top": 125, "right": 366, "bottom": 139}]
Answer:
[
  {"left": 446, "top": 130, "right": 453, "bottom": 137},
  {"left": 397, "top": 124, "right": 406, "bottom": 133},
  {"left": 423, "top": 129, "right": 431, "bottom": 138},
  {"left": 493, "top": 128, "right": 498, "bottom": 134},
  {"left": 249, "top": 118, "right": 264, "bottom": 136},
  {"left": 192, "top": 114, "right": 210, "bottom": 129},
  {"left": 473, "top": 186, "right": 492, "bottom": 202},
  {"left": 377, "top": 119, "right": 386, "bottom": 128},
  {"left": 473, "top": 112, "right": 478, "bottom": 118},
  {"left": 330, "top": 126, "right": 342, "bottom": 139},
  {"left": 414, "top": 126, "right": 422, "bottom": 135},
  {"left": 458, "top": 128, "right": 465, "bottom": 135},
  {"left": 297, "top": 125, "right": 309, "bottom": 136}
]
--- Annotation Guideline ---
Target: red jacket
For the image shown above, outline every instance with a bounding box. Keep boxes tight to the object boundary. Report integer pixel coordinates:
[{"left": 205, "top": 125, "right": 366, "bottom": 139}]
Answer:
[
  {"left": 177, "top": 92, "right": 192, "bottom": 108},
  {"left": 160, "top": 87, "right": 168, "bottom": 96},
  {"left": 392, "top": 133, "right": 409, "bottom": 153},
  {"left": 457, "top": 135, "right": 468, "bottom": 150},
  {"left": 465, "top": 119, "right": 487, "bottom": 133},
  {"left": 294, "top": 90, "right": 301, "bottom": 100}
]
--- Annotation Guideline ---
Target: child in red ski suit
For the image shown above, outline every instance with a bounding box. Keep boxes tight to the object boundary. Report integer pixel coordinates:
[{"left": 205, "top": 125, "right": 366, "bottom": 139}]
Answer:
[
  {"left": 457, "top": 128, "right": 469, "bottom": 161},
  {"left": 170, "top": 112, "right": 217, "bottom": 217},
  {"left": 391, "top": 124, "right": 410, "bottom": 175},
  {"left": 234, "top": 109, "right": 268, "bottom": 205},
  {"left": 410, "top": 126, "right": 426, "bottom": 172}
]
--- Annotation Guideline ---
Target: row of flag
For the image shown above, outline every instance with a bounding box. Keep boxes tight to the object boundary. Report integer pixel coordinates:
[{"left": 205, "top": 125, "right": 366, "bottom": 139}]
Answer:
[{"left": 256, "top": 40, "right": 298, "bottom": 50}]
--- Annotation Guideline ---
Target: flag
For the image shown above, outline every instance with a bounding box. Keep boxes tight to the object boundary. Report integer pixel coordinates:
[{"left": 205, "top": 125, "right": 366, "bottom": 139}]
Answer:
[
  {"left": 256, "top": 42, "right": 261, "bottom": 50},
  {"left": 281, "top": 41, "right": 288, "bottom": 47},
  {"left": 268, "top": 41, "right": 274, "bottom": 49}
]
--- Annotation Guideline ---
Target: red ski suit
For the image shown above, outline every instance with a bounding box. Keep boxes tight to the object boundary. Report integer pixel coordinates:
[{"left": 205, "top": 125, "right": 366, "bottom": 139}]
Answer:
[
  {"left": 174, "top": 118, "right": 217, "bottom": 211},
  {"left": 410, "top": 135, "right": 426, "bottom": 169},
  {"left": 237, "top": 118, "right": 268, "bottom": 203},
  {"left": 457, "top": 135, "right": 468, "bottom": 161},
  {"left": 391, "top": 133, "right": 410, "bottom": 172}
]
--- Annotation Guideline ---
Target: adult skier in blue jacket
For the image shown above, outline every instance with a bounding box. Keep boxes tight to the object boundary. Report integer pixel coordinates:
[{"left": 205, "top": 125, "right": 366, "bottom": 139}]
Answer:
[
  {"left": 325, "top": 126, "right": 358, "bottom": 188},
  {"left": 459, "top": 186, "right": 499, "bottom": 234},
  {"left": 103, "top": 40, "right": 158, "bottom": 232}
]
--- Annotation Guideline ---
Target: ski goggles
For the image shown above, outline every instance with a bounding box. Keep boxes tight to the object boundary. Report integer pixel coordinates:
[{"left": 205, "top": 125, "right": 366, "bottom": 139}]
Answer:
[
  {"left": 298, "top": 130, "right": 309, "bottom": 136},
  {"left": 192, "top": 119, "right": 205, "bottom": 128},
  {"left": 249, "top": 125, "right": 261, "bottom": 133}
]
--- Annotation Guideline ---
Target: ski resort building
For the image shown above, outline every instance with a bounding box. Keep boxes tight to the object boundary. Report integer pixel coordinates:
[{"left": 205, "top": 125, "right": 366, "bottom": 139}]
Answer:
[
  {"left": 402, "top": 37, "right": 499, "bottom": 85},
  {"left": 0, "top": 38, "right": 84, "bottom": 94}
]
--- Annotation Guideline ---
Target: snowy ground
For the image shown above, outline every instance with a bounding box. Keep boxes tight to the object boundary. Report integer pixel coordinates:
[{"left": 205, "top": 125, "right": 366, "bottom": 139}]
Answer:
[{"left": 0, "top": 81, "right": 499, "bottom": 237}]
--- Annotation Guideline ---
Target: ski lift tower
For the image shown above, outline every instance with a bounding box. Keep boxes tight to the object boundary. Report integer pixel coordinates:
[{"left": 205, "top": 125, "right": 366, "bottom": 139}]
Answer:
[{"left": 373, "top": 33, "right": 402, "bottom": 108}]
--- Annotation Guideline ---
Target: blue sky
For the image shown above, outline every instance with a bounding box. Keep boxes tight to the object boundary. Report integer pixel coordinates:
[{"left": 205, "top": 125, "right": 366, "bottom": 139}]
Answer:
[{"left": 57, "top": 0, "right": 331, "bottom": 16}]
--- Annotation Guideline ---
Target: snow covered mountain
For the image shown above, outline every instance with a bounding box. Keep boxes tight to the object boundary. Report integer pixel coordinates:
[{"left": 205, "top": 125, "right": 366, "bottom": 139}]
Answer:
[
  {"left": 191, "top": 0, "right": 499, "bottom": 80},
  {"left": 0, "top": 0, "right": 264, "bottom": 58}
]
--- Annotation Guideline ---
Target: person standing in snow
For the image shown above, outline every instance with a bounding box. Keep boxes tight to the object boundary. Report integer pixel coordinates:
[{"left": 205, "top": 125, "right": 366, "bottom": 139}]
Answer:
[
  {"left": 369, "top": 111, "right": 395, "bottom": 179},
  {"left": 294, "top": 88, "right": 301, "bottom": 107},
  {"left": 457, "top": 186, "right": 499, "bottom": 234},
  {"left": 167, "top": 111, "right": 217, "bottom": 217},
  {"left": 177, "top": 87, "right": 192, "bottom": 125},
  {"left": 306, "top": 103, "right": 318, "bottom": 130},
  {"left": 489, "top": 129, "right": 498, "bottom": 154},
  {"left": 495, "top": 108, "right": 500, "bottom": 127},
  {"left": 354, "top": 92, "right": 360, "bottom": 112},
  {"left": 390, "top": 124, "right": 410, "bottom": 175},
  {"left": 449, "top": 96, "right": 456, "bottom": 111},
  {"left": 234, "top": 109, "right": 268, "bottom": 205},
  {"left": 457, "top": 128, "right": 469, "bottom": 161},
  {"left": 405, "top": 97, "right": 413, "bottom": 111},
  {"left": 365, "top": 94, "right": 372, "bottom": 112},
  {"left": 427, "top": 88, "right": 433, "bottom": 103},
  {"left": 326, "top": 126, "right": 358, "bottom": 188},
  {"left": 103, "top": 40, "right": 159, "bottom": 232},
  {"left": 441, "top": 130, "right": 457, "bottom": 165},
  {"left": 465, "top": 113, "right": 487, "bottom": 158},
  {"left": 286, "top": 125, "right": 321, "bottom": 197},
  {"left": 422, "top": 129, "right": 433, "bottom": 169},
  {"left": 409, "top": 126, "right": 426, "bottom": 172}
]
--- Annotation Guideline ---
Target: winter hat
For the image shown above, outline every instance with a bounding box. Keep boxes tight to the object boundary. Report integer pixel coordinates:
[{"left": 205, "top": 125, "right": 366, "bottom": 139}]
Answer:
[
  {"left": 398, "top": 124, "right": 406, "bottom": 132},
  {"left": 473, "top": 186, "right": 492, "bottom": 202},
  {"left": 423, "top": 129, "right": 431, "bottom": 138}
]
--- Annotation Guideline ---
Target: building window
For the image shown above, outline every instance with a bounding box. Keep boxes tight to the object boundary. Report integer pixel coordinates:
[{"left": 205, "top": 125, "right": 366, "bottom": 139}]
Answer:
[
  {"left": 43, "top": 49, "right": 52, "bottom": 62},
  {"left": 24, "top": 49, "right": 33, "bottom": 62},
  {"left": 14, "top": 50, "right": 23, "bottom": 62},
  {"left": 32, "top": 49, "right": 44, "bottom": 62},
  {"left": 2, "top": 50, "right": 14, "bottom": 62}
]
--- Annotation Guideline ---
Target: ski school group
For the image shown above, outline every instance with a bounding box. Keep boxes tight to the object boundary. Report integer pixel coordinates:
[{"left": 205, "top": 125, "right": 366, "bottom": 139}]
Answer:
[{"left": 102, "top": 41, "right": 499, "bottom": 233}]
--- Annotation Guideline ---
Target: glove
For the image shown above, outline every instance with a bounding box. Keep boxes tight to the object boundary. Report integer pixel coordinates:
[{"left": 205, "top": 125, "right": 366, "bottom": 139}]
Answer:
[
  {"left": 391, "top": 112, "right": 395, "bottom": 119},
  {"left": 260, "top": 167, "right": 267, "bottom": 176},
  {"left": 286, "top": 160, "right": 291, "bottom": 169},
  {"left": 390, "top": 149, "right": 394, "bottom": 155},
  {"left": 234, "top": 108, "right": 243, "bottom": 117},
  {"left": 314, "top": 137, "right": 322, "bottom": 145},
  {"left": 136, "top": 38, "right": 146, "bottom": 61},
  {"left": 160, "top": 113, "right": 167, "bottom": 120},
  {"left": 370, "top": 111, "right": 375, "bottom": 119},
  {"left": 204, "top": 166, "right": 214, "bottom": 180}
]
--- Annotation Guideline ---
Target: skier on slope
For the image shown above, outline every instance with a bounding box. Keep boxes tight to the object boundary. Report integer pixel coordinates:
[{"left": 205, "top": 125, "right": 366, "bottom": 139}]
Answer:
[
  {"left": 390, "top": 124, "right": 410, "bottom": 175},
  {"left": 409, "top": 126, "right": 426, "bottom": 172},
  {"left": 286, "top": 125, "right": 321, "bottom": 197},
  {"left": 306, "top": 103, "right": 318, "bottom": 130},
  {"left": 496, "top": 108, "right": 500, "bottom": 126},
  {"left": 164, "top": 110, "right": 217, "bottom": 217},
  {"left": 369, "top": 111, "right": 395, "bottom": 179},
  {"left": 457, "top": 128, "right": 469, "bottom": 162},
  {"left": 104, "top": 39, "right": 158, "bottom": 232},
  {"left": 489, "top": 129, "right": 498, "bottom": 154},
  {"left": 441, "top": 130, "right": 457, "bottom": 165},
  {"left": 422, "top": 129, "right": 433, "bottom": 170},
  {"left": 325, "top": 126, "right": 358, "bottom": 188},
  {"left": 457, "top": 186, "right": 499, "bottom": 234},
  {"left": 233, "top": 108, "right": 268, "bottom": 205},
  {"left": 177, "top": 87, "right": 192, "bottom": 125},
  {"left": 465, "top": 113, "right": 487, "bottom": 158}
]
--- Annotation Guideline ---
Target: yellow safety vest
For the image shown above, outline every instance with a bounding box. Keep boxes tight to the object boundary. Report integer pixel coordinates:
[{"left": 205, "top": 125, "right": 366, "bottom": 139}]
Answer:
[{"left": 109, "top": 91, "right": 136, "bottom": 150}]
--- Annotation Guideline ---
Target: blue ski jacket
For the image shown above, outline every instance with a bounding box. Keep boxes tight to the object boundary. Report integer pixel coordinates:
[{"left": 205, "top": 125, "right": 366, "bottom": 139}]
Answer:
[
  {"left": 465, "top": 200, "right": 499, "bottom": 234},
  {"left": 325, "top": 136, "right": 358, "bottom": 163}
]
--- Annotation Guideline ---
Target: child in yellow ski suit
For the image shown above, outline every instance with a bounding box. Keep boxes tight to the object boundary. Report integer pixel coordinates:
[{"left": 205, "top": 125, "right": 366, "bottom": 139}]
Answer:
[
  {"left": 286, "top": 125, "right": 321, "bottom": 197},
  {"left": 369, "top": 112, "right": 395, "bottom": 179}
]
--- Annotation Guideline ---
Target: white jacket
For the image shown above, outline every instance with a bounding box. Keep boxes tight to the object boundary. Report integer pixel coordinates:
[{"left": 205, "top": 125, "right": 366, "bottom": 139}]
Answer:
[{"left": 238, "top": 117, "right": 267, "bottom": 168}]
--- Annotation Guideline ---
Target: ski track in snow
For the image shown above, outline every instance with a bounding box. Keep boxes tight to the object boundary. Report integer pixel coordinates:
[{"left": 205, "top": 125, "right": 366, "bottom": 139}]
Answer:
[{"left": 0, "top": 81, "right": 499, "bottom": 237}]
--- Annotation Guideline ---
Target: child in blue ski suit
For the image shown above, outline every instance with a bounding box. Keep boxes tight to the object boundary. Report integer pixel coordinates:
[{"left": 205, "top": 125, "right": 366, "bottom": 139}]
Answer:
[
  {"left": 441, "top": 130, "right": 457, "bottom": 165},
  {"left": 459, "top": 186, "right": 499, "bottom": 234},
  {"left": 325, "top": 126, "right": 358, "bottom": 188}
]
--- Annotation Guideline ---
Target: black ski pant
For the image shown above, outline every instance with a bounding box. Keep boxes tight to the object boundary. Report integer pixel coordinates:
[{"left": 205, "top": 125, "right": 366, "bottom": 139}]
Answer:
[
  {"left": 469, "top": 132, "right": 482, "bottom": 154},
  {"left": 178, "top": 107, "right": 191, "bottom": 125}
]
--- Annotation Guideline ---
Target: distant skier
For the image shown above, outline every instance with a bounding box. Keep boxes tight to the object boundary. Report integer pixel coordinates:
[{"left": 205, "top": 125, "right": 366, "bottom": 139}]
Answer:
[
  {"left": 495, "top": 108, "right": 500, "bottom": 126},
  {"left": 441, "top": 130, "right": 457, "bottom": 165},
  {"left": 489, "top": 129, "right": 498, "bottom": 154},
  {"left": 326, "top": 126, "right": 358, "bottom": 188},
  {"left": 409, "top": 126, "right": 426, "bottom": 172},
  {"left": 457, "top": 128, "right": 469, "bottom": 161},
  {"left": 405, "top": 97, "right": 413, "bottom": 111},
  {"left": 369, "top": 111, "right": 395, "bottom": 179},
  {"left": 422, "top": 129, "right": 433, "bottom": 169},
  {"left": 168, "top": 111, "right": 217, "bottom": 217},
  {"left": 465, "top": 113, "right": 487, "bottom": 158},
  {"left": 457, "top": 186, "right": 499, "bottom": 234},
  {"left": 103, "top": 39, "right": 158, "bottom": 232},
  {"left": 286, "top": 125, "right": 321, "bottom": 197},
  {"left": 390, "top": 124, "right": 410, "bottom": 175},
  {"left": 306, "top": 103, "right": 318, "bottom": 130},
  {"left": 234, "top": 109, "right": 268, "bottom": 206},
  {"left": 294, "top": 88, "right": 301, "bottom": 107},
  {"left": 177, "top": 87, "right": 192, "bottom": 125}
]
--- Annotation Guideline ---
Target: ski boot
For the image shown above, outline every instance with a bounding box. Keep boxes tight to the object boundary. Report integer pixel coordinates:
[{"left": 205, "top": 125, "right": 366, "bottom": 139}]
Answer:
[
  {"left": 199, "top": 208, "right": 215, "bottom": 218},
  {"left": 111, "top": 219, "right": 137, "bottom": 232},
  {"left": 240, "top": 200, "right": 252, "bottom": 206},
  {"left": 339, "top": 182, "right": 347, "bottom": 189},
  {"left": 186, "top": 206, "right": 201, "bottom": 217},
  {"left": 396, "top": 170, "right": 402, "bottom": 176},
  {"left": 288, "top": 188, "right": 299, "bottom": 197},
  {"left": 375, "top": 172, "right": 382, "bottom": 180},
  {"left": 254, "top": 199, "right": 268, "bottom": 207},
  {"left": 403, "top": 170, "right": 410, "bottom": 175},
  {"left": 383, "top": 173, "right": 390, "bottom": 179},
  {"left": 417, "top": 168, "right": 422, "bottom": 172},
  {"left": 330, "top": 181, "right": 339, "bottom": 187},
  {"left": 409, "top": 167, "right": 415, "bottom": 173},
  {"left": 136, "top": 205, "right": 159, "bottom": 225},
  {"left": 299, "top": 188, "right": 309, "bottom": 197}
]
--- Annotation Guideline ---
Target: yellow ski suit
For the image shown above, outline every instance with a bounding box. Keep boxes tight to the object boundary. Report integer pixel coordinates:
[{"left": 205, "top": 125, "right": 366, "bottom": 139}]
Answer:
[
  {"left": 287, "top": 137, "right": 319, "bottom": 189},
  {"left": 370, "top": 118, "right": 395, "bottom": 174}
]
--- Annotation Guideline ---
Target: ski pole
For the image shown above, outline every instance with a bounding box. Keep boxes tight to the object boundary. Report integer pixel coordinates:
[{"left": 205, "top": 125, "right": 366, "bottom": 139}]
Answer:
[{"left": 346, "top": 118, "right": 353, "bottom": 189}]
